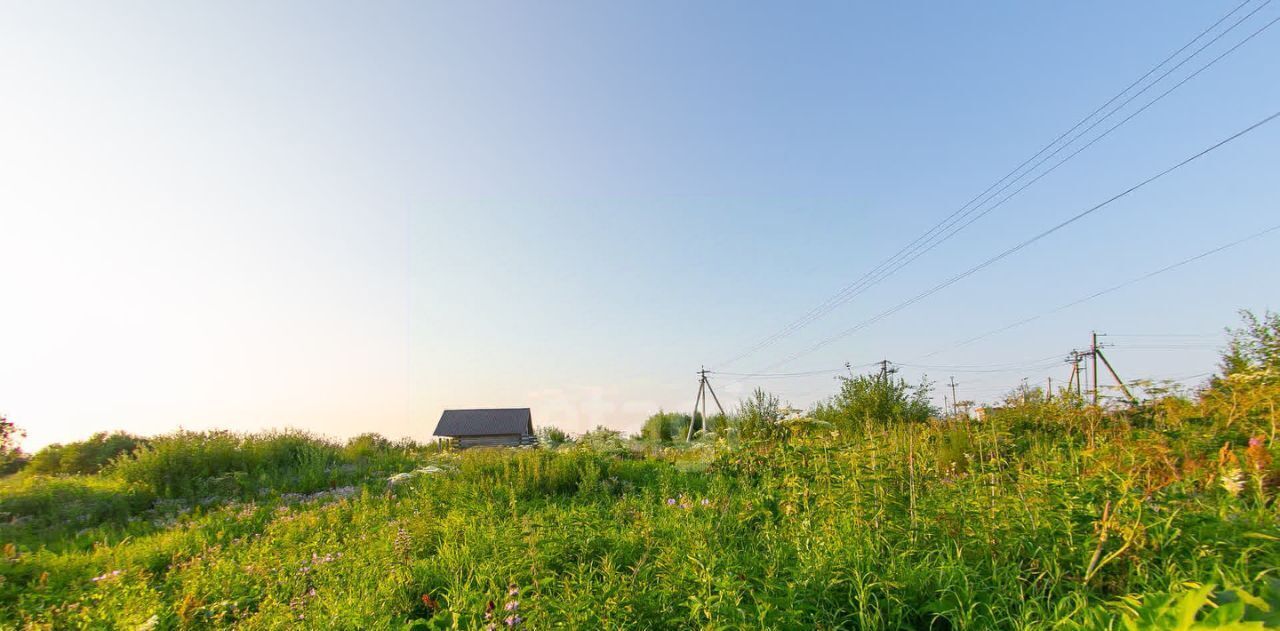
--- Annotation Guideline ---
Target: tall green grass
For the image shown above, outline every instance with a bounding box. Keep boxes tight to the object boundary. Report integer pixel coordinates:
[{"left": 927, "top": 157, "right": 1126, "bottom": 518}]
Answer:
[{"left": 2, "top": 416, "right": 1275, "bottom": 629}]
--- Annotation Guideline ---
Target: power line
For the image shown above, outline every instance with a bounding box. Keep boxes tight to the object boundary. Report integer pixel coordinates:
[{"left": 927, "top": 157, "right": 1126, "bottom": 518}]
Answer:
[
  {"left": 757, "top": 108, "right": 1280, "bottom": 372},
  {"left": 760, "top": 5, "right": 1280, "bottom": 363},
  {"left": 897, "top": 360, "right": 1065, "bottom": 374},
  {"left": 1107, "top": 333, "right": 1220, "bottom": 337},
  {"left": 708, "top": 367, "right": 850, "bottom": 379},
  {"left": 714, "top": 1, "right": 1273, "bottom": 369},
  {"left": 913, "top": 222, "right": 1280, "bottom": 359}
]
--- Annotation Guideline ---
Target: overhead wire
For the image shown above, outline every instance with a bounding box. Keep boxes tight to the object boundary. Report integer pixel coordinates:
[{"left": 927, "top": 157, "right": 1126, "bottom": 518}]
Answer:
[
  {"left": 755, "top": 108, "right": 1280, "bottom": 372},
  {"left": 714, "top": 0, "right": 1273, "bottom": 369},
  {"left": 757, "top": 4, "right": 1280, "bottom": 369},
  {"left": 911, "top": 222, "right": 1280, "bottom": 359}
]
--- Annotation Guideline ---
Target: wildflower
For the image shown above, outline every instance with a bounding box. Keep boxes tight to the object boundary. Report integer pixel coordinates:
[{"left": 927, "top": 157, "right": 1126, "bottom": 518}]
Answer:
[
  {"left": 699, "top": 498, "right": 711, "bottom": 507},
  {"left": 666, "top": 498, "right": 676, "bottom": 506},
  {"left": 505, "top": 600, "right": 519, "bottom": 611},
  {"left": 1220, "top": 468, "right": 1245, "bottom": 496},
  {"left": 505, "top": 614, "right": 524, "bottom": 627},
  {"left": 90, "top": 569, "right": 122, "bottom": 582},
  {"left": 508, "top": 584, "right": 519, "bottom": 597},
  {"left": 1246, "top": 435, "right": 1271, "bottom": 472}
]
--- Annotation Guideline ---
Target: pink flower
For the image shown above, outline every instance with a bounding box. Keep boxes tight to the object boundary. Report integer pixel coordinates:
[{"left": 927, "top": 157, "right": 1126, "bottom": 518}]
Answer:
[
  {"left": 666, "top": 498, "right": 676, "bottom": 506},
  {"left": 505, "top": 600, "right": 519, "bottom": 611},
  {"left": 1249, "top": 436, "right": 1264, "bottom": 448},
  {"left": 505, "top": 614, "right": 524, "bottom": 627},
  {"left": 91, "top": 569, "right": 122, "bottom": 582},
  {"left": 508, "top": 584, "right": 519, "bottom": 596},
  {"left": 700, "top": 498, "right": 711, "bottom": 507}
]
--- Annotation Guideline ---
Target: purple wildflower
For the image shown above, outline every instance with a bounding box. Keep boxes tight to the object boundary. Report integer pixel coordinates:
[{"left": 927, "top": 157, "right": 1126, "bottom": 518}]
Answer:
[
  {"left": 666, "top": 498, "right": 676, "bottom": 506},
  {"left": 505, "top": 600, "right": 519, "bottom": 611},
  {"left": 508, "top": 584, "right": 519, "bottom": 596},
  {"left": 700, "top": 498, "right": 711, "bottom": 507},
  {"left": 505, "top": 614, "right": 524, "bottom": 627}
]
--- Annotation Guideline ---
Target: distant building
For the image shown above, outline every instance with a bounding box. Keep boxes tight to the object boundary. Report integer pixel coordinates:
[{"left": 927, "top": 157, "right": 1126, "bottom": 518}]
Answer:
[{"left": 433, "top": 408, "right": 537, "bottom": 449}]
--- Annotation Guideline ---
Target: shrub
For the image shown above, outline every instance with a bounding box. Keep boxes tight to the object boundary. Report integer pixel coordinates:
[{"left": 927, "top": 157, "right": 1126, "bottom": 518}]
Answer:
[
  {"left": 640, "top": 411, "right": 690, "bottom": 442},
  {"left": 735, "top": 388, "right": 784, "bottom": 441},
  {"left": 111, "top": 430, "right": 415, "bottom": 499},
  {"left": 576, "top": 426, "right": 628, "bottom": 456},
  {"left": 26, "top": 432, "right": 147, "bottom": 475},
  {"left": 815, "top": 371, "right": 936, "bottom": 436},
  {"left": 536, "top": 425, "right": 572, "bottom": 447}
]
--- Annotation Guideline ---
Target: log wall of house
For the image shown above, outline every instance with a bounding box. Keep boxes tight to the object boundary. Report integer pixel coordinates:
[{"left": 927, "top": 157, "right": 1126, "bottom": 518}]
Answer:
[{"left": 455, "top": 434, "right": 523, "bottom": 449}]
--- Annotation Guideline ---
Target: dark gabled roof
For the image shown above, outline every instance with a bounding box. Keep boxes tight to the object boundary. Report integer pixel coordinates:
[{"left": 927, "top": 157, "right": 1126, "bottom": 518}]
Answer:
[{"left": 434, "top": 408, "right": 533, "bottom": 437}]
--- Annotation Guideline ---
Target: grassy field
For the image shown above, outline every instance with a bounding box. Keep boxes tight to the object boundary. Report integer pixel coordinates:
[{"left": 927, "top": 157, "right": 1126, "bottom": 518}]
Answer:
[
  {"left": 2, "top": 416, "right": 1277, "bottom": 629},
  {"left": 2, "top": 316, "right": 1279, "bottom": 629}
]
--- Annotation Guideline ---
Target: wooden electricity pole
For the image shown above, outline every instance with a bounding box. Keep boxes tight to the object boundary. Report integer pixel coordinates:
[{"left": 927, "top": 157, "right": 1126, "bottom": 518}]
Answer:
[
  {"left": 1065, "top": 350, "right": 1085, "bottom": 398},
  {"left": 1079, "top": 332, "right": 1138, "bottom": 406},
  {"left": 1091, "top": 331, "right": 1100, "bottom": 406},
  {"left": 878, "top": 359, "right": 897, "bottom": 382},
  {"left": 948, "top": 376, "right": 959, "bottom": 417},
  {"left": 686, "top": 367, "right": 727, "bottom": 441},
  {"left": 1095, "top": 344, "right": 1138, "bottom": 405}
]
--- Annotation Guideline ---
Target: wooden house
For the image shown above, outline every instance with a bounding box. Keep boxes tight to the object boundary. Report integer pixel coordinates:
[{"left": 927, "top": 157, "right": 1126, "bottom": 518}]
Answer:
[{"left": 433, "top": 408, "right": 537, "bottom": 449}]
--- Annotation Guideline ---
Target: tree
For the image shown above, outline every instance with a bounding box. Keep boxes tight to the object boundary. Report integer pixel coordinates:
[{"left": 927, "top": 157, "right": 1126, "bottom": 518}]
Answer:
[
  {"left": 1221, "top": 309, "right": 1280, "bottom": 378},
  {"left": 1204, "top": 310, "right": 1280, "bottom": 433},
  {"left": 0, "top": 415, "right": 26, "bottom": 474}
]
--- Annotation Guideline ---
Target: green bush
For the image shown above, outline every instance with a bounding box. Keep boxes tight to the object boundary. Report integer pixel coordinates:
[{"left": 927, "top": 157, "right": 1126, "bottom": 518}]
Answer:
[
  {"left": 640, "top": 410, "right": 689, "bottom": 442},
  {"left": 26, "top": 431, "right": 147, "bottom": 475},
  {"left": 814, "top": 371, "right": 937, "bottom": 436},
  {"left": 112, "top": 429, "right": 414, "bottom": 499}
]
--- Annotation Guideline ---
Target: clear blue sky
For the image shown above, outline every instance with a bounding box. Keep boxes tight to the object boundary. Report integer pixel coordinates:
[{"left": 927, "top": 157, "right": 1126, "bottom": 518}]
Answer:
[{"left": 2, "top": 2, "right": 1278, "bottom": 449}]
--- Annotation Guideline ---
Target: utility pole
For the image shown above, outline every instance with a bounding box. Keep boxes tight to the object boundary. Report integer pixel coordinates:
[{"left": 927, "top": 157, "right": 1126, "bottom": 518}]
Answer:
[
  {"left": 1091, "top": 331, "right": 1100, "bottom": 406},
  {"left": 1047, "top": 377, "right": 1053, "bottom": 401},
  {"left": 686, "top": 367, "right": 727, "bottom": 441},
  {"left": 948, "top": 376, "right": 959, "bottom": 417},
  {"left": 878, "top": 359, "right": 896, "bottom": 382},
  {"left": 1065, "top": 350, "right": 1085, "bottom": 398},
  {"left": 1065, "top": 351, "right": 1077, "bottom": 395},
  {"left": 1094, "top": 342, "right": 1138, "bottom": 405},
  {"left": 1072, "top": 332, "right": 1138, "bottom": 407}
]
